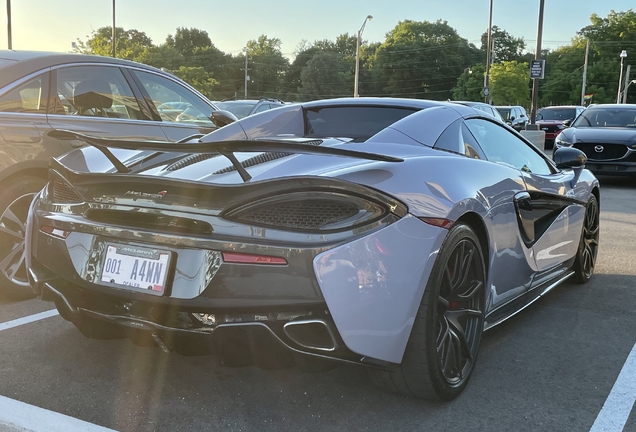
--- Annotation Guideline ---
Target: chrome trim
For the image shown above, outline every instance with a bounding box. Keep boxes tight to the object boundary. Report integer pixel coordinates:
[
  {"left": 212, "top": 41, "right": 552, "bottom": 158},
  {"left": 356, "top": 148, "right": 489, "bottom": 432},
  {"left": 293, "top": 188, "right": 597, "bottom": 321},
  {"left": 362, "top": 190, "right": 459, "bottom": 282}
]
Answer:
[
  {"left": 283, "top": 319, "right": 339, "bottom": 352},
  {"left": 484, "top": 271, "right": 574, "bottom": 331}
]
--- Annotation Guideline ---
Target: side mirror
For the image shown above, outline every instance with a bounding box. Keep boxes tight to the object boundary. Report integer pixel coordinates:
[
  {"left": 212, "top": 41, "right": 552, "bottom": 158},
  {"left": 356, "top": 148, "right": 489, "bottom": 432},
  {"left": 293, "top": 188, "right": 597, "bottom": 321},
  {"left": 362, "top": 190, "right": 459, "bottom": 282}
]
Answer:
[
  {"left": 210, "top": 110, "right": 238, "bottom": 128},
  {"left": 562, "top": 119, "right": 573, "bottom": 127},
  {"left": 553, "top": 147, "right": 587, "bottom": 170}
]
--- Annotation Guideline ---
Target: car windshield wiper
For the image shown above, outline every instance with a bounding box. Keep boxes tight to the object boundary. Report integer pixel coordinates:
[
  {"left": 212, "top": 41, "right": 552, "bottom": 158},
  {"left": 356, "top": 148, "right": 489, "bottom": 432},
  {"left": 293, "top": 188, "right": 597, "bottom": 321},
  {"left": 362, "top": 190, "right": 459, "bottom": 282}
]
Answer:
[{"left": 48, "top": 129, "right": 403, "bottom": 182}]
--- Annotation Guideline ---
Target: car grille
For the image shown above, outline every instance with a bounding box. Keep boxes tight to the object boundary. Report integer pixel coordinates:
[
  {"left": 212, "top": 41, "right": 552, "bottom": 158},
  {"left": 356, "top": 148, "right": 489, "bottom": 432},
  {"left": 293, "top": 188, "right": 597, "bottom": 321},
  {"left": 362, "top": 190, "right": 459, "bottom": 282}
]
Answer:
[
  {"left": 51, "top": 180, "right": 83, "bottom": 203},
  {"left": 236, "top": 201, "right": 360, "bottom": 230},
  {"left": 574, "top": 143, "right": 629, "bottom": 161}
]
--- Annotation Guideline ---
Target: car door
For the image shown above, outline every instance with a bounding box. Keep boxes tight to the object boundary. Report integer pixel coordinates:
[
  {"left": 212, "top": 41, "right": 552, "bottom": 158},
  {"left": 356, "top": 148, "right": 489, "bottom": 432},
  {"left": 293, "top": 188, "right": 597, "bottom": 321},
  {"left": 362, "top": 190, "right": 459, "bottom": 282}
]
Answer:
[
  {"left": 0, "top": 71, "right": 64, "bottom": 177},
  {"left": 127, "top": 69, "right": 218, "bottom": 141},
  {"left": 465, "top": 118, "right": 585, "bottom": 279},
  {"left": 46, "top": 64, "right": 167, "bottom": 153}
]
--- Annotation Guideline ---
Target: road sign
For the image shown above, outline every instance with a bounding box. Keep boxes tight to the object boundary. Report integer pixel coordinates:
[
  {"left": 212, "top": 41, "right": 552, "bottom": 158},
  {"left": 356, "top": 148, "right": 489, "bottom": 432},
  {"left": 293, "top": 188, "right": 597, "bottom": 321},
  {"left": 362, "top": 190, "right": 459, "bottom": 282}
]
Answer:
[
  {"left": 530, "top": 59, "right": 545, "bottom": 79},
  {"left": 483, "top": 88, "right": 490, "bottom": 96}
]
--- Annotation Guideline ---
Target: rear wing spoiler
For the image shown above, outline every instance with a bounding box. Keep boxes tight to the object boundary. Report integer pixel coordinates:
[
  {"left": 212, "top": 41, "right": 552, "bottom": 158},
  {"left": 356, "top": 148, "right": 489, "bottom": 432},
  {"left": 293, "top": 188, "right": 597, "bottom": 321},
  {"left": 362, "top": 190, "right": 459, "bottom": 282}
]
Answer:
[{"left": 48, "top": 130, "right": 403, "bottom": 182}]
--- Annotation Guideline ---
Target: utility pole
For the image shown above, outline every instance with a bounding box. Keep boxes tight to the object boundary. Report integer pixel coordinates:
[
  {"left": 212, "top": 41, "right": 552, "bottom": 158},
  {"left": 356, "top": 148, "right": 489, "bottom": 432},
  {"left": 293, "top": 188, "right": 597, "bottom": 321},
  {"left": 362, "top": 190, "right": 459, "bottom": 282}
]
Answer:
[
  {"left": 484, "top": 0, "right": 493, "bottom": 103},
  {"left": 622, "top": 65, "right": 632, "bottom": 103},
  {"left": 111, "top": 0, "right": 116, "bottom": 57},
  {"left": 580, "top": 39, "right": 590, "bottom": 106},
  {"left": 530, "top": 0, "right": 545, "bottom": 125},
  {"left": 244, "top": 53, "right": 249, "bottom": 98},
  {"left": 6, "top": 0, "right": 12, "bottom": 49}
]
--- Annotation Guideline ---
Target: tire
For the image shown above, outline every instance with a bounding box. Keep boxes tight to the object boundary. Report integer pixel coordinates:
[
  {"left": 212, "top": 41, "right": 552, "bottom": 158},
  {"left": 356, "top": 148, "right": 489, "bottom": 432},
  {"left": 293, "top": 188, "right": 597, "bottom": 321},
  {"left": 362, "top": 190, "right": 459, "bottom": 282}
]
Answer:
[
  {"left": 0, "top": 176, "right": 47, "bottom": 292},
  {"left": 368, "top": 224, "right": 486, "bottom": 401},
  {"left": 573, "top": 195, "right": 599, "bottom": 284}
]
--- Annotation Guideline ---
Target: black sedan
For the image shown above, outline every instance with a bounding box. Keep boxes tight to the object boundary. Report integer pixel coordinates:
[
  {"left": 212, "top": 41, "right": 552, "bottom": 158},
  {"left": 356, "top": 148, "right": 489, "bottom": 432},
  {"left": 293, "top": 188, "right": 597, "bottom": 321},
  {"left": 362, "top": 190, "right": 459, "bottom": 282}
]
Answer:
[{"left": 555, "top": 104, "right": 636, "bottom": 176}]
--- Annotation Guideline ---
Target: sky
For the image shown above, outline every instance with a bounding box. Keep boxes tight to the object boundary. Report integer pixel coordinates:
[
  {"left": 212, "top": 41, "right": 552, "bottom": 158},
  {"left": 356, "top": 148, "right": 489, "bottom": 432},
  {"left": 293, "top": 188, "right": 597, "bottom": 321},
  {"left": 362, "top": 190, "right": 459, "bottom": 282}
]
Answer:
[{"left": 1, "top": 1, "right": 634, "bottom": 57}]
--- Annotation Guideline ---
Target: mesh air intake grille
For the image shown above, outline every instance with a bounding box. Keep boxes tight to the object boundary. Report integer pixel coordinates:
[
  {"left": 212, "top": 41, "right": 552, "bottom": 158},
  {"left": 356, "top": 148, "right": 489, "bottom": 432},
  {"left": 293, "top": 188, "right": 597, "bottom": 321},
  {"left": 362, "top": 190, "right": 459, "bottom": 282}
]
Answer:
[
  {"left": 51, "top": 180, "right": 83, "bottom": 203},
  {"left": 237, "top": 201, "right": 359, "bottom": 230}
]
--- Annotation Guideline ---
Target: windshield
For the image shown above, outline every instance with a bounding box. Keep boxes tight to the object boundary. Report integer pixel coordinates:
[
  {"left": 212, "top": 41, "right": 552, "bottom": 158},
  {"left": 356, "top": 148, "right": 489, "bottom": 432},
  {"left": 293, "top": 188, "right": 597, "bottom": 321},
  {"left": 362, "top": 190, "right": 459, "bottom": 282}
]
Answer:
[
  {"left": 572, "top": 107, "right": 636, "bottom": 128},
  {"left": 538, "top": 108, "right": 576, "bottom": 121},
  {"left": 305, "top": 106, "right": 416, "bottom": 140},
  {"left": 496, "top": 108, "right": 511, "bottom": 119},
  {"left": 215, "top": 101, "right": 257, "bottom": 119}
]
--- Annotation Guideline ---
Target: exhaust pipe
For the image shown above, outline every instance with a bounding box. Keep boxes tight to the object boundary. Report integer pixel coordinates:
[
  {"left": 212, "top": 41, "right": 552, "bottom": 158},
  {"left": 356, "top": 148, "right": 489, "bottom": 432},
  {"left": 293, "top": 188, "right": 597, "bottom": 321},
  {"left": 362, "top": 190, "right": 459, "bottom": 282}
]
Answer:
[{"left": 283, "top": 319, "right": 338, "bottom": 352}]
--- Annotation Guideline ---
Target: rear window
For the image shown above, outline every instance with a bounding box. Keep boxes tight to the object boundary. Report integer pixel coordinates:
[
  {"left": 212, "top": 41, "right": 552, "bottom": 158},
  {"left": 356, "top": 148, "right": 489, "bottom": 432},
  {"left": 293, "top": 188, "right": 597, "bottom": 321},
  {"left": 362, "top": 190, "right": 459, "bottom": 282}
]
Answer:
[{"left": 304, "top": 106, "right": 417, "bottom": 140}]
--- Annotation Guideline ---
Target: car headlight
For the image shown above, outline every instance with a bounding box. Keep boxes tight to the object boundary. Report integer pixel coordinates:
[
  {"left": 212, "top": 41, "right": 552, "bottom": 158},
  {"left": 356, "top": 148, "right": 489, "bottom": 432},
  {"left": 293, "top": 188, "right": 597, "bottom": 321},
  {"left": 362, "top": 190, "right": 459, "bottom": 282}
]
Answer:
[{"left": 554, "top": 134, "right": 572, "bottom": 148}]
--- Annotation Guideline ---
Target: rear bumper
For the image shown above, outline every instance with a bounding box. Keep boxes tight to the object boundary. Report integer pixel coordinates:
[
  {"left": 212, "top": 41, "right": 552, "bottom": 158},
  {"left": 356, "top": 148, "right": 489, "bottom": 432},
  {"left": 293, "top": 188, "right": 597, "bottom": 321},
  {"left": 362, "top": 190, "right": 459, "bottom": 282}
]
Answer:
[{"left": 26, "top": 196, "right": 447, "bottom": 365}]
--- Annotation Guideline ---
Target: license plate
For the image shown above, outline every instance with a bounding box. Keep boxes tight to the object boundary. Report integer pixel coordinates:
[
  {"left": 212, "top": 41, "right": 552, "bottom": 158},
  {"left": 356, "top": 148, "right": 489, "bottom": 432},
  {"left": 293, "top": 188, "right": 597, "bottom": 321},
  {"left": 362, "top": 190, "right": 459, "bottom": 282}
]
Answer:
[{"left": 99, "top": 244, "right": 171, "bottom": 295}]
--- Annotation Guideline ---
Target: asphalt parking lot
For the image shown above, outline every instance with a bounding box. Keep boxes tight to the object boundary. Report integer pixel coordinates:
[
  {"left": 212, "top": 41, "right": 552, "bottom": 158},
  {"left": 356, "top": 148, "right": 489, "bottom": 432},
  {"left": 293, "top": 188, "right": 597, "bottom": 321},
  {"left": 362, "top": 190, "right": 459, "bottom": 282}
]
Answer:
[{"left": 1, "top": 176, "right": 635, "bottom": 432}]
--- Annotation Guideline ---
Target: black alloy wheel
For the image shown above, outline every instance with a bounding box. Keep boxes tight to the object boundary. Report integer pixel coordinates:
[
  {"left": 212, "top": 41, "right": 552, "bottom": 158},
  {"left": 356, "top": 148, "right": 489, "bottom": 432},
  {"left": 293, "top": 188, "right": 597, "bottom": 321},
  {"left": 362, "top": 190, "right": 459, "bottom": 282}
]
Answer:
[
  {"left": 0, "top": 176, "right": 46, "bottom": 292},
  {"left": 368, "top": 224, "right": 486, "bottom": 400},
  {"left": 574, "top": 195, "right": 599, "bottom": 284},
  {"left": 436, "top": 237, "right": 484, "bottom": 386}
]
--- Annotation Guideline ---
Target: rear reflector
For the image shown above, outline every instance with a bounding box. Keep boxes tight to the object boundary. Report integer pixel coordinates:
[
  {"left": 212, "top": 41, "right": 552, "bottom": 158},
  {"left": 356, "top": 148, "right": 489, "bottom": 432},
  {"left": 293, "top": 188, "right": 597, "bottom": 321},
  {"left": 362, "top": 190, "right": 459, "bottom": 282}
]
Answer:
[
  {"left": 418, "top": 217, "right": 454, "bottom": 229},
  {"left": 40, "top": 226, "right": 70, "bottom": 239},
  {"left": 222, "top": 252, "right": 287, "bottom": 265}
]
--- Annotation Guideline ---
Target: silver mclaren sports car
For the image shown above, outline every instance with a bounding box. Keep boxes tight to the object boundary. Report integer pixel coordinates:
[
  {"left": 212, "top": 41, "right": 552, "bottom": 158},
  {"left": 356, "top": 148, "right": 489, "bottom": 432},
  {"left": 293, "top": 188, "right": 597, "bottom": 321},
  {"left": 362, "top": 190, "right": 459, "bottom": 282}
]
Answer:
[{"left": 25, "top": 98, "right": 600, "bottom": 401}]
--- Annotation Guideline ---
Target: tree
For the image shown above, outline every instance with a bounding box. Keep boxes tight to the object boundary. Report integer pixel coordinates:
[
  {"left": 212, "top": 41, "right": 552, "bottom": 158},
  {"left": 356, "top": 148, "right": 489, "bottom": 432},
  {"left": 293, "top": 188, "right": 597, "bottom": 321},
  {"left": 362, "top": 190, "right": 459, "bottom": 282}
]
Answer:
[
  {"left": 480, "top": 26, "right": 526, "bottom": 63},
  {"left": 166, "top": 27, "right": 213, "bottom": 58},
  {"left": 371, "top": 20, "right": 480, "bottom": 100},
  {"left": 74, "top": 27, "right": 154, "bottom": 60},
  {"left": 244, "top": 35, "right": 290, "bottom": 97},
  {"left": 489, "top": 61, "right": 530, "bottom": 105},
  {"left": 451, "top": 63, "right": 486, "bottom": 101},
  {"left": 300, "top": 52, "right": 351, "bottom": 99},
  {"left": 171, "top": 66, "right": 218, "bottom": 98}
]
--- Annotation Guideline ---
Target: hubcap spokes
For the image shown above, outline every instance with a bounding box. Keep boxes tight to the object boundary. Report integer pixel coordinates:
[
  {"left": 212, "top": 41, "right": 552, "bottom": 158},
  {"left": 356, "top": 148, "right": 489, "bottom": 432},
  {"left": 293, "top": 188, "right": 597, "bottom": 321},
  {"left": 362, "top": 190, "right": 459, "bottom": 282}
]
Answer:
[
  {"left": 437, "top": 240, "right": 484, "bottom": 385},
  {"left": 0, "top": 193, "right": 35, "bottom": 287},
  {"left": 581, "top": 201, "right": 599, "bottom": 279}
]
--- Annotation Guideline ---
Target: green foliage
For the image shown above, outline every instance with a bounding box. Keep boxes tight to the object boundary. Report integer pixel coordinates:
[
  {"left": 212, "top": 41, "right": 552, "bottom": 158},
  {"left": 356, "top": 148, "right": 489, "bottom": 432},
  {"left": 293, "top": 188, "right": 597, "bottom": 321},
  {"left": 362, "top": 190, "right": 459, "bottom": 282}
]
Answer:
[
  {"left": 451, "top": 64, "right": 486, "bottom": 101},
  {"left": 372, "top": 20, "right": 480, "bottom": 100},
  {"left": 489, "top": 61, "right": 530, "bottom": 106},
  {"left": 74, "top": 27, "right": 153, "bottom": 60},
  {"left": 170, "top": 66, "right": 218, "bottom": 98},
  {"left": 480, "top": 26, "right": 526, "bottom": 63},
  {"left": 73, "top": 10, "right": 636, "bottom": 106}
]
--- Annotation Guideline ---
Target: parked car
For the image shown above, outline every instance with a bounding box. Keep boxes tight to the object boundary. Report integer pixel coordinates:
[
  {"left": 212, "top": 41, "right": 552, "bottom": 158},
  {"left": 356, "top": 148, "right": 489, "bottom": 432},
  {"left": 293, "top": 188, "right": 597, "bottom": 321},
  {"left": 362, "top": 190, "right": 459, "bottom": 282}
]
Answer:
[
  {"left": 536, "top": 105, "right": 586, "bottom": 146},
  {"left": 554, "top": 104, "right": 636, "bottom": 176},
  {"left": 450, "top": 101, "right": 504, "bottom": 122},
  {"left": 0, "top": 50, "right": 223, "bottom": 293},
  {"left": 494, "top": 106, "right": 528, "bottom": 131},
  {"left": 26, "top": 98, "right": 599, "bottom": 401},
  {"left": 215, "top": 98, "right": 285, "bottom": 119}
]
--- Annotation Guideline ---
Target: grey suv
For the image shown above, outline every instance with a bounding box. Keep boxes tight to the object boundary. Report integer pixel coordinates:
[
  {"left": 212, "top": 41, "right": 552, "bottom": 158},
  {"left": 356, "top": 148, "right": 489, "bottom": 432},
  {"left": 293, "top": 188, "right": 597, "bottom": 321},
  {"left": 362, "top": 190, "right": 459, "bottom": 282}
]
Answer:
[
  {"left": 0, "top": 51, "right": 220, "bottom": 293},
  {"left": 215, "top": 98, "right": 285, "bottom": 119}
]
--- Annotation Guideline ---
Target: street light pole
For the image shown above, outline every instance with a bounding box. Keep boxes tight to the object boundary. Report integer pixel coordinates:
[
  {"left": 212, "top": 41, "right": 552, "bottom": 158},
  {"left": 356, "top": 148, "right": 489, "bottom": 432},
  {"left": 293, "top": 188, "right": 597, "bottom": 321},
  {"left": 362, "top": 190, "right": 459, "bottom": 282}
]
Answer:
[
  {"left": 529, "top": 0, "right": 545, "bottom": 125},
  {"left": 617, "top": 50, "right": 627, "bottom": 103},
  {"left": 112, "top": 0, "right": 116, "bottom": 58},
  {"left": 354, "top": 15, "right": 373, "bottom": 98},
  {"left": 484, "top": 0, "right": 493, "bottom": 103},
  {"left": 6, "top": 0, "right": 12, "bottom": 50}
]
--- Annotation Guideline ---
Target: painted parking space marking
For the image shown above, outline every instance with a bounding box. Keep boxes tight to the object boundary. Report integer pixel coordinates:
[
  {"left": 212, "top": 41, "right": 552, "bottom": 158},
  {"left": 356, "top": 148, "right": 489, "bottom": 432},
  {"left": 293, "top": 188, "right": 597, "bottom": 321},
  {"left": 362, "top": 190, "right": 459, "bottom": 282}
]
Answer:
[
  {"left": 0, "top": 395, "right": 116, "bottom": 432},
  {"left": 590, "top": 343, "right": 636, "bottom": 432},
  {"left": 0, "top": 309, "right": 58, "bottom": 332}
]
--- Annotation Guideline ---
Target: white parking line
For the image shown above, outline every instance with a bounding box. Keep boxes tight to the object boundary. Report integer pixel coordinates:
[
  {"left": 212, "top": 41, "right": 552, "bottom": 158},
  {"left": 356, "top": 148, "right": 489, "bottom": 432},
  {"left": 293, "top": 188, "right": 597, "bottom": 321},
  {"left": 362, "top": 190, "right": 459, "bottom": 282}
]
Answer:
[
  {"left": 0, "top": 395, "right": 116, "bottom": 432},
  {"left": 590, "top": 343, "right": 636, "bottom": 432},
  {"left": 0, "top": 310, "right": 59, "bottom": 332}
]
